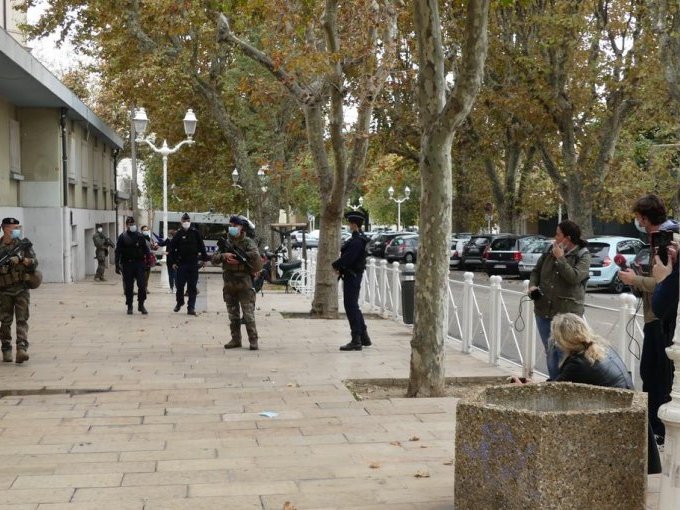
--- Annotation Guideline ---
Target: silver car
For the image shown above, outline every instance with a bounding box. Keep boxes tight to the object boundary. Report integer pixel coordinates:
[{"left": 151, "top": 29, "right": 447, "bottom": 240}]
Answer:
[{"left": 518, "top": 239, "right": 553, "bottom": 279}]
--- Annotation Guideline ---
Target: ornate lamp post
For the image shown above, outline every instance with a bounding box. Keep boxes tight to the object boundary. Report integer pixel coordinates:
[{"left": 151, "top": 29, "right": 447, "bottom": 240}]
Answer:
[
  {"left": 231, "top": 167, "right": 268, "bottom": 217},
  {"left": 388, "top": 186, "right": 410, "bottom": 231},
  {"left": 133, "top": 107, "right": 197, "bottom": 287},
  {"left": 347, "top": 196, "right": 364, "bottom": 211}
]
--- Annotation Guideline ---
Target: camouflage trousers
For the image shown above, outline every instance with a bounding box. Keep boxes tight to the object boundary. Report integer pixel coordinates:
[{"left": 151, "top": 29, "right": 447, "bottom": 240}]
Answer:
[
  {"left": 95, "top": 254, "right": 106, "bottom": 279},
  {"left": 0, "top": 289, "right": 30, "bottom": 351},
  {"left": 223, "top": 281, "right": 257, "bottom": 343}
]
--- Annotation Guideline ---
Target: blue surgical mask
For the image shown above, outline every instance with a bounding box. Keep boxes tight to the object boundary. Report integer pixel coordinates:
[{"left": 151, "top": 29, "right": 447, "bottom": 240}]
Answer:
[
  {"left": 129, "top": 225, "right": 137, "bottom": 233},
  {"left": 228, "top": 226, "right": 240, "bottom": 237},
  {"left": 143, "top": 231, "right": 150, "bottom": 237},
  {"left": 11, "top": 229, "right": 21, "bottom": 239}
]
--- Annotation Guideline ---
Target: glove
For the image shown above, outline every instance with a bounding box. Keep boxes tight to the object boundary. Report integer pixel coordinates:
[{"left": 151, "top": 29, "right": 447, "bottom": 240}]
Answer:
[
  {"left": 115, "top": 266, "right": 121, "bottom": 275},
  {"left": 9, "top": 256, "right": 21, "bottom": 265},
  {"left": 198, "top": 261, "right": 205, "bottom": 269}
]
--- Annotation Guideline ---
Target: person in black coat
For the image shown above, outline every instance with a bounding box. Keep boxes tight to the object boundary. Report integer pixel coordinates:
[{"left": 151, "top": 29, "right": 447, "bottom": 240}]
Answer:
[
  {"left": 169, "top": 213, "right": 208, "bottom": 316},
  {"left": 550, "top": 313, "right": 662, "bottom": 474},
  {"left": 114, "top": 216, "right": 151, "bottom": 315},
  {"left": 332, "top": 210, "right": 371, "bottom": 351}
]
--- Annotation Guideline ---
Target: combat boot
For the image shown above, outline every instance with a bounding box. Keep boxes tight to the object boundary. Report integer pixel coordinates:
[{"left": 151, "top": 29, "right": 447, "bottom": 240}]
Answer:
[
  {"left": 99, "top": 276, "right": 107, "bottom": 282},
  {"left": 339, "top": 335, "right": 363, "bottom": 351},
  {"left": 2, "top": 349, "right": 12, "bottom": 363},
  {"left": 361, "top": 331, "right": 372, "bottom": 347},
  {"left": 15, "top": 348, "right": 29, "bottom": 364},
  {"left": 224, "top": 338, "right": 242, "bottom": 349},
  {"left": 248, "top": 338, "right": 259, "bottom": 351},
  {"left": 127, "top": 305, "right": 133, "bottom": 315},
  {"left": 138, "top": 303, "right": 148, "bottom": 315}
]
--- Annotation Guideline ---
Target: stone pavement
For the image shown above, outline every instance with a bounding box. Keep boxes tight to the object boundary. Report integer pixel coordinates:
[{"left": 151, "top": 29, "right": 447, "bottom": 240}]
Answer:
[{"left": 0, "top": 270, "right": 660, "bottom": 509}]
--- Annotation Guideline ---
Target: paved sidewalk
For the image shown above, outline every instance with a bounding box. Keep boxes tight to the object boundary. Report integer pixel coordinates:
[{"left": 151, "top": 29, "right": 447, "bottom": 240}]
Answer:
[{"left": 0, "top": 270, "right": 659, "bottom": 509}]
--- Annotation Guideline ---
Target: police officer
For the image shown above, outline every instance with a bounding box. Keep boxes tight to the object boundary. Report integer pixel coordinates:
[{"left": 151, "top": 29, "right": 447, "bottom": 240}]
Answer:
[
  {"left": 0, "top": 217, "right": 38, "bottom": 363},
  {"left": 170, "top": 213, "right": 208, "bottom": 316},
  {"left": 212, "top": 215, "right": 262, "bottom": 350},
  {"left": 92, "top": 223, "right": 113, "bottom": 281},
  {"left": 115, "top": 216, "right": 150, "bottom": 315},
  {"left": 333, "top": 210, "right": 371, "bottom": 351}
]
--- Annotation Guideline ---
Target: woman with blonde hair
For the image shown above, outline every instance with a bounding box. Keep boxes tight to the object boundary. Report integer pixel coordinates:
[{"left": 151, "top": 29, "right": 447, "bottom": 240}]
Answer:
[{"left": 549, "top": 313, "right": 661, "bottom": 473}]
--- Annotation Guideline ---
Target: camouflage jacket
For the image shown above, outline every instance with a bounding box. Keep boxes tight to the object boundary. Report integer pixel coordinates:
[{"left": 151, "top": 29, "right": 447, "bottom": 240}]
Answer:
[
  {"left": 211, "top": 235, "right": 262, "bottom": 279},
  {"left": 93, "top": 232, "right": 112, "bottom": 255},
  {"left": 0, "top": 238, "right": 38, "bottom": 294}
]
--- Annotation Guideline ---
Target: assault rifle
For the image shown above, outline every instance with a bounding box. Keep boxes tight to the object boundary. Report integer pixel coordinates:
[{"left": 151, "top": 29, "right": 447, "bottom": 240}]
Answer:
[
  {"left": 0, "top": 239, "right": 32, "bottom": 268},
  {"left": 217, "top": 235, "right": 253, "bottom": 271}
]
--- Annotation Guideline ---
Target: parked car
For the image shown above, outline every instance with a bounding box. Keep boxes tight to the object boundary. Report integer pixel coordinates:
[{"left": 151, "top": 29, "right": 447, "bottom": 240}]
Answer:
[
  {"left": 368, "top": 231, "right": 404, "bottom": 258},
  {"left": 450, "top": 237, "right": 467, "bottom": 268},
  {"left": 385, "top": 234, "right": 419, "bottom": 263},
  {"left": 518, "top": 239, "right": 553, "bottom": 279},
  {"left": 460, "top": 234, "right": 512, "bottom": 271},
  {"left": 485, "top": 235, "right": 546, "bottom": 277},
  {"left": 586, "top": 236, "right": 647, "bottom": 293}
]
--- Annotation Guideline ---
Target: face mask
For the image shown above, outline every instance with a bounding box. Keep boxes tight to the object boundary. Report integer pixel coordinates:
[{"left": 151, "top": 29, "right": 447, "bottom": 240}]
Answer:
[
  {"left": 97, "top": 228, "right": 103, "bottom": 233},
  {"left": 182, "top": 222, "right": 191, "bottom": 230},
  {"left": 228, "top": 226, "right": 240, "bottom": 237},
  {"left": 11, "top": 229, "right": 21, "bottom": 239},
  {"left": 128, "top": 225, "right": 137, "bottom": 233},
  {"left": 634, "top": 218, "right": 646, "bottom": 233},
  {"left": 143, "top": 231, "right": 150, "bottom": 237}
]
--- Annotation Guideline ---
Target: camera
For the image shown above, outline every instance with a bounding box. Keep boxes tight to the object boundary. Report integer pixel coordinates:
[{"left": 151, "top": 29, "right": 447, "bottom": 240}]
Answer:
[
  {"left": 650, "top": 229, "right": 674, "bottom": 265},
  {"left": 529, "top": 288, "right": 543, "bottom": 300}
]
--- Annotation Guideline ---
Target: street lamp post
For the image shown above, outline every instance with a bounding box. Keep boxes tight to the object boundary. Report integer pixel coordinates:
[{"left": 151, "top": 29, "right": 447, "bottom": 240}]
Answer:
[
  {"left": 347, "top": 196, "right": 364, "bottom": 211},
  {"left": 231, "top": 167, "right": 268, "bottom": 218},
  {"left": 388, "top": 186, "right": 410, "bottom": 231},
  {"left": 133, "top": 107, "right": 197, "bottom": 288}
]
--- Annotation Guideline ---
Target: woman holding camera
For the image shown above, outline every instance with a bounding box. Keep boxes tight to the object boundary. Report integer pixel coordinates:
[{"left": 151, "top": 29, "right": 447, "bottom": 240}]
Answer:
[{"left": 528, "top": 220, "right": 591, "bottom": 379}]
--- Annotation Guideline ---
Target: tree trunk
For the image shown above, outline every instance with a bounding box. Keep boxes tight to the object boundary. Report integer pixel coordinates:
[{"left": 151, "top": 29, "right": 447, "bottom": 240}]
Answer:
[{"left": 408, "top": 135, "right": 453, "bottom": 397}]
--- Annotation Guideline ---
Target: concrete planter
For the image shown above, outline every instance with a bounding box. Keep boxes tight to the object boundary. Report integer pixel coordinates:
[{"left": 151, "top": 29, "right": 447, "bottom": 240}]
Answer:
[{"left": 455, "top": 382, "right": 647, "bottom": 510}]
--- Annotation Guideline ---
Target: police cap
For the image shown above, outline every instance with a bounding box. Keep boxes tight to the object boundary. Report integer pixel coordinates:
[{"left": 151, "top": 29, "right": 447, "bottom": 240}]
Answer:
[
  {"left": 344, "top": 210, "right": 366, "bottom": 225},
  {"left": 181, "top": 212, "right": 191, "bottom": 221},
  {"left": 1, "top": 217, "right": 20, "bottom": 226}
]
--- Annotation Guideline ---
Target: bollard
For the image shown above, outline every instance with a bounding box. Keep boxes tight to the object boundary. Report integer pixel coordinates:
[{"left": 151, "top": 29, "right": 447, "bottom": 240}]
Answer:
[
  {"left": 367, "top": 258, "right": 376, "bottom": 309},
  {"left": 400, "top": 263, "right": 416, "bottom": 325},
  {"left": 617, "top": 293, "right": 639, "bottom": 388},
  {"left": 379, "top": 259, "right": 388, "bottom": 314},
  {"left": 194, "top": 271, "right": 208, "bottom": 313}
]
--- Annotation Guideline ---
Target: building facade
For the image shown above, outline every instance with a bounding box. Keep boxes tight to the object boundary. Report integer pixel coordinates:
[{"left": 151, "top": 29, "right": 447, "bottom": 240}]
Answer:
[{"left": 0, "top": 26, "right": 126, "bottom": 283}]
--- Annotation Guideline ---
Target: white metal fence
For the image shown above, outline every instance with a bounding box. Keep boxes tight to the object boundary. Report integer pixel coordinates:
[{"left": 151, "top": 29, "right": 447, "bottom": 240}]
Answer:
[{"left": 302, "top": 251, "right": 645, "bottom": 386}]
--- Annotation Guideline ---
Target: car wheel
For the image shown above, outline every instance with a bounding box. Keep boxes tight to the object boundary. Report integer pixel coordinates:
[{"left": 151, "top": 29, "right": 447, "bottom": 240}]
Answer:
[
  {"left": 609, "top": 274, "right": 625, "bottom": 294},
  {"left": 404, "top": 253, "right": 414, "bottom": 264}
]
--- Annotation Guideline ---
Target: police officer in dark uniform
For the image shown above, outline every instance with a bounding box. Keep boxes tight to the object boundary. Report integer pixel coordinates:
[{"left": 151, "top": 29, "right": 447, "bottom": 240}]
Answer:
[
  {"left": 169, "top": 213, "right": 208, "bottom": 316},
  {"left": 332, "top": 210, "right": 371, "bottom": 351},
  {"left": 115, "top": 216, "right": 151, "bottom": 315}
]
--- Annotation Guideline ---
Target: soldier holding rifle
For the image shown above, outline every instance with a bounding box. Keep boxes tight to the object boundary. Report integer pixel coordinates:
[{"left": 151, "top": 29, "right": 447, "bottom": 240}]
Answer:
[{"left": 212, "top": 215, "right": 262, "bottom": 350}]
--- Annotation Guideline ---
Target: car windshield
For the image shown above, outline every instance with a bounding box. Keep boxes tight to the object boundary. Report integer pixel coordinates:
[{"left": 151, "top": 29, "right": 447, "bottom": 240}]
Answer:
[
  {"left": 587, "top": 243, "right": 610, "bottom": 261},
  {"left": 490, "top": 238, "right": 516, "bottom": 250},
  {"left": 471, "top": 237, "right": 489, "bottom": 246},
  {"left": 528, "top": 240, "right": 551, "bottom": 253}
]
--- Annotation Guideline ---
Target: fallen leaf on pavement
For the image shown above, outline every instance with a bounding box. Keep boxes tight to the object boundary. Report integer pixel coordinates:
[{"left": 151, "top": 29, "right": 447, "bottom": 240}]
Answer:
[
  {"left": 443, "top": 459, "right": 454, "bottom": 466},
  {"left": 369, "top": 462, "right": 381, "bottom": 469},
  {"left": 389, "top": 441, "right": 401, "bottom": 447},
  {"left": 414, "top": 470, "right": 430, "bottom": 478},
  {"left": 282, "top": 502, "right": 296, "bottom": 510},
  {"left": 409, "top": 435, "right": 420, "bottom": 442}
]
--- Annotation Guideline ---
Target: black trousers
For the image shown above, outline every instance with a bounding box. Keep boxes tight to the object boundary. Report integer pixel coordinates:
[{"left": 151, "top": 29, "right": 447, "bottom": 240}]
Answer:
[
  {"left": 122, "top": 261, "right": 146, "bottom": 306},
  {"left": 342, "top": 272, "right": 366, "bottom": 336},
  {"left": 641, "top": 320, "right": 674, "bottom": 439},
  {"left": 175, "top": 263, "right": 199, "bottom": 310}
]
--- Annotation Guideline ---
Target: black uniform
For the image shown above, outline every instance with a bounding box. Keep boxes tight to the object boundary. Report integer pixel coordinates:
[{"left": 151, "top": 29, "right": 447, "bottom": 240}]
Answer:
[
  {"left": 115, "top": 230, "right": 151, "bottom": 309},
  {"left": 333, "top": 231, "right": 369, "bottom": 342},
  {"left": 169, "top": 227, "right": 207, "bottom": 312}
]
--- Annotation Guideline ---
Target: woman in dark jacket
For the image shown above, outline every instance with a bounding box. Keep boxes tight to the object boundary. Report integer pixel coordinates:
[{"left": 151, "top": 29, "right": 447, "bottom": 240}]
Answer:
[{"left": 551, "top": 313, "right": 661, "bottom": 474}]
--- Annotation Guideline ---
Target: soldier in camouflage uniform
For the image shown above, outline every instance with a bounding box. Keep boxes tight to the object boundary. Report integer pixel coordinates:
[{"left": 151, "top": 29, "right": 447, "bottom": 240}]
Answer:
[
  {"left": 0, "top": 217, "right": 38, "bottom": 364},
  {"left": 212, "top": 215, "right": 262, "bottom": 350},
  {"left": 92, "top": 223, "right": 114, "bottom": 281}
]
